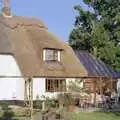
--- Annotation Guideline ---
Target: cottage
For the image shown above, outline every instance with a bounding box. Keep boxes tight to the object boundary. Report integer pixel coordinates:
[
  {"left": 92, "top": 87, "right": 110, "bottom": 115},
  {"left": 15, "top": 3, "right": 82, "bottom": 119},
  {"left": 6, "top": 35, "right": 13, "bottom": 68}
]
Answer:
[
  {"left": 0, "top": 1, "right": 88, "bottom": 101},
  {"left": 1, "top": 0, "right": 120, "bottom": 105}
]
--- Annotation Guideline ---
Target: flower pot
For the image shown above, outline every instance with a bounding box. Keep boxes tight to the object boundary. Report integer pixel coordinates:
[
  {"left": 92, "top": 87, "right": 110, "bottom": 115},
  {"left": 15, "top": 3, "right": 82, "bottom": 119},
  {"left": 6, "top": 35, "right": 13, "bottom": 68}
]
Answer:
[{"left": 68, "top": 105, "right": 75, "bottom": 112}]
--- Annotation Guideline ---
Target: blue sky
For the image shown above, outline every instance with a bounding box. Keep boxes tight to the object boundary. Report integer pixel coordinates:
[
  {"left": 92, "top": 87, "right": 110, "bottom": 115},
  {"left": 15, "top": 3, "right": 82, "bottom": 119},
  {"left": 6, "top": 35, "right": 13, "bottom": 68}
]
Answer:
[{"left": 9, "top": 0, "right": 87, "bottom": 41}]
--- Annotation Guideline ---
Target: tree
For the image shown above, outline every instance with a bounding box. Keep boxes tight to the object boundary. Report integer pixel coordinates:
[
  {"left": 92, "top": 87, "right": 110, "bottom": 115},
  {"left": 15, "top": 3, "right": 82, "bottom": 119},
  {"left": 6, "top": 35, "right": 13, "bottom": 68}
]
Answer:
[
  {"left": 69, "top": 0, "right": 120, "bottom": 70},
  {"left": 68, "top": 79, "right": 84, "bottom": 93},
  {"left": 69, "top": 6, "right": 95, "bottom": 51}
]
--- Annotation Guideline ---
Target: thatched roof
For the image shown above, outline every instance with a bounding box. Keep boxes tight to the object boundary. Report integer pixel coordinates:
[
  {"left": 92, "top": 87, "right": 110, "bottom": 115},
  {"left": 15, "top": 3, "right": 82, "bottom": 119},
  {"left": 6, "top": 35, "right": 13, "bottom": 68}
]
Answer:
[{"left": 0, "top": 16, "right": 88, "bottom": 78}]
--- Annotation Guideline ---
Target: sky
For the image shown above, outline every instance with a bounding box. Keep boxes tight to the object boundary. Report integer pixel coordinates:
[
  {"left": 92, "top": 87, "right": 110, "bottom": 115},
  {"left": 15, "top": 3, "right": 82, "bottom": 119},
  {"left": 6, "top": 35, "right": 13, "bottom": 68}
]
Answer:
[{"left": 7, "top": 0, "right": 88, "bottom": 42}]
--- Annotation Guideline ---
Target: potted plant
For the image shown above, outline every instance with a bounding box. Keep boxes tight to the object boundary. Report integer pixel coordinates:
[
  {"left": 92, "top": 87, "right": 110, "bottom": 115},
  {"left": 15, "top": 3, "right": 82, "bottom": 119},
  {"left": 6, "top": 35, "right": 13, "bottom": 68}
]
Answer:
[
  {"left": 57, "top": 93, "right": 75, "bottom": 112},
  {"left": 65, "top": 93, "right": 75, "bottom": 112}
]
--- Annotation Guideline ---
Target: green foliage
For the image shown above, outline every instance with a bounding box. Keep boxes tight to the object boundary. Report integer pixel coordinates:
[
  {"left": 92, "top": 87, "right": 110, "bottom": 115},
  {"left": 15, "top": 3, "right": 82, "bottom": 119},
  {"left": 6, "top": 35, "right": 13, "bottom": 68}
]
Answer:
[
  {"left": 67, "top": 79, "right": 91, "bottom": 96},
  {"left": 69, "top": 0, "right": 120, "bottom": 70},
  {"left": 69, "top": 5, "right": 95, "bottom": 51},
  {"left": 41, "top": 96, "right": 56, "bottom": 109},
  {"left": 68, "top": 79, "right": 84, "bottom": 93},
  {"left": 33, "top": 95, "right": 42, "bottom": 109},
  {"left": 33, "top": 100, "right": 42, "bottom": 109},
  {"left": 0, "top": 103, "right": 15, "bottom": 120},
  {"left": 0, "top": 102, "right": 9, "bottom": 111}
]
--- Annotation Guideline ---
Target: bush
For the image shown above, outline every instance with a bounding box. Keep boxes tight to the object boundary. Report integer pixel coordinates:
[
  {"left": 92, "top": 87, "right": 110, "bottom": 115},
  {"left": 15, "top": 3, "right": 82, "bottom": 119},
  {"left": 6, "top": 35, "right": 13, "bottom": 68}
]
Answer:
[
  {"left": 41, "top": 96, "right": 57, "bottom": 109},
  {"left": 0, "top": 102, "right": 15, "bottom": 120},
  {"left": 33, "top": 100, "right": 42, "bottom": 109},
  {"left": 45, "top": 98, "right": 56, "bottom": 109}
]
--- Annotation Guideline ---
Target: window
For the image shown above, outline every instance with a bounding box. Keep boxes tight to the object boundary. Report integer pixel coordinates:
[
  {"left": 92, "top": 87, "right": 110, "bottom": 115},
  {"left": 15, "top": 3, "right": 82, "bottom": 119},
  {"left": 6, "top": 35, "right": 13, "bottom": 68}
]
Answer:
[
  {"left": 43, "top": 49, "right": 60, "bottom": 61},
  {"left": 46, "top": 79, "right": 66, "bottom": 92}
]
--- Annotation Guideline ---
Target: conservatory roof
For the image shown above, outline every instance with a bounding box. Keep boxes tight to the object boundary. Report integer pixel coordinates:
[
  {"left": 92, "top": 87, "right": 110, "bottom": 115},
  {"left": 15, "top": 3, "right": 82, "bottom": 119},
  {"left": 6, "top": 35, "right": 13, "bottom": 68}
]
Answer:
[{"left": 75, "top": 50, "right": 120, "bottom": 78}]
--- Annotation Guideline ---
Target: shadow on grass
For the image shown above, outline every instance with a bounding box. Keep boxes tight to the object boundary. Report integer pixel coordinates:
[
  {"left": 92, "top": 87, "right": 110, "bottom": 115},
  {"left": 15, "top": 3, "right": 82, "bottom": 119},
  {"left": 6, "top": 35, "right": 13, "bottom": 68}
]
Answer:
[
  {"left": 112, "top": 112, "right": 120, "bottom": 116},
  {"left": 102, "top": 111, "right": 120, "bottom": 117}
]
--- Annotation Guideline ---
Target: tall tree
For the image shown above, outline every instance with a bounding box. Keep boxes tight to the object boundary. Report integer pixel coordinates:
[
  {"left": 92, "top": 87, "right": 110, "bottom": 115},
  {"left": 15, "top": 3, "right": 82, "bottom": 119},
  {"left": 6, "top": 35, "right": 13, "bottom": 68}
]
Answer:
[{"left": 69, "top": 0, "right": 120, "bottom": 70}]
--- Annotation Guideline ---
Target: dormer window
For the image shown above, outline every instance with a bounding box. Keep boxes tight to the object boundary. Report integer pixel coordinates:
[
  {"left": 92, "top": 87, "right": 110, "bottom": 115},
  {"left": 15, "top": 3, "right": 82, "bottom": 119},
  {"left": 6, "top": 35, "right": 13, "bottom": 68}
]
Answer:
[{"left": 43, "top": 49, "right": 61, "bottom": 62}]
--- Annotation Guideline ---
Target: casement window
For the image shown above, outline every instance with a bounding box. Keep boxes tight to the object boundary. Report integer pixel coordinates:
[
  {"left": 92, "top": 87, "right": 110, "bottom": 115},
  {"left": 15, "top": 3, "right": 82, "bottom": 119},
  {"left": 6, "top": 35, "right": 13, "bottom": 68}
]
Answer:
[
  {"left": 43, "top": 49, "right": 60, "bottom": 61},
  {"left": 46, "top": 79, "right": 66, "bottom": 92}
]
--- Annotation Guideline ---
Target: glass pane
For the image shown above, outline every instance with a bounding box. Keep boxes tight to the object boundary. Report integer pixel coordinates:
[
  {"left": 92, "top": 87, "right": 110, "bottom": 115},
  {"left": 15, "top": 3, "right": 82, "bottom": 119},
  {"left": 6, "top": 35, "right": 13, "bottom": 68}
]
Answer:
[
  {"left": 46, "top": 79, "right": 66, "bottom": 92},
  {"left": 53, "top": 50, "right": 58, "bottom": 61},
  {"left": 45, "top": 50, "right": 53, "bottom": 61},
  {"left": 45, "top": 49, "right": 59, "bottom": 61},
  {"left": 54, "top": 80, "right": 59, "bottom": 91}
]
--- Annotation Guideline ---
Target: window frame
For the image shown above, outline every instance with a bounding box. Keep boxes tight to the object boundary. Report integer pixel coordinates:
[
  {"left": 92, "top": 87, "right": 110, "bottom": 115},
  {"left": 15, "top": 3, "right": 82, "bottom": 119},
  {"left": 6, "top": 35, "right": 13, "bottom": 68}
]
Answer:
[
  {"left": 43, "top": 48, "right": 61, "bottom": 62},
  {"left": 45, "top": 79, "right": 66, "bottom": 92}
]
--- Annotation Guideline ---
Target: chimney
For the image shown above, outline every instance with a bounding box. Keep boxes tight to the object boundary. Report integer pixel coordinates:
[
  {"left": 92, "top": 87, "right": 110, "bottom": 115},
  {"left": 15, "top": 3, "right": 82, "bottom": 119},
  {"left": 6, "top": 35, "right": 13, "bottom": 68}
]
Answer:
[{"left": 2, "top": 0, "right": 12, "bottom": 18}]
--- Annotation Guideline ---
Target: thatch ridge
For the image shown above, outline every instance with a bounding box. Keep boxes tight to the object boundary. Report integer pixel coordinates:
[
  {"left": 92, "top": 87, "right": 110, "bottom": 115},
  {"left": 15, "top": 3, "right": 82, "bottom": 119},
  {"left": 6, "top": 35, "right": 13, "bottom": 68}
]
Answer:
[{"left": 0, "top": 16, "right": 46, "bottom": 29}]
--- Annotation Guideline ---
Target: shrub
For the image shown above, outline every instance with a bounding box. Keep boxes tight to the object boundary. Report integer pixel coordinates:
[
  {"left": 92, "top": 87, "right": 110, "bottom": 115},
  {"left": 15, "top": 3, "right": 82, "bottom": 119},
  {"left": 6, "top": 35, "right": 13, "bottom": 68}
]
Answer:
[
  {"left": 41, "top": 96, "right": 56, "bottom": 109},
  {"left": 33, "top": 100, "right": 42, "bottom": 109},
  {"left": 0, "top": 102, "right": 15, "bottom": 120}
]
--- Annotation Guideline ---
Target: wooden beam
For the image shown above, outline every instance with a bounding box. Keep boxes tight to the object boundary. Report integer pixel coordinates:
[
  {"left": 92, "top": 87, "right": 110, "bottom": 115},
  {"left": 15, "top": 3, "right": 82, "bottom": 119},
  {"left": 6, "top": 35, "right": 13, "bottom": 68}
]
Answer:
[
  {"left": 100, "top": 77, "right": 103, "bottom": 95},
  {"left": 24, "top": 79, "right": 28, "bottom": 106},
  {"left": 110, "top": 77, "right": 113, "bottom": 92},
  {"left": 93, "top": 79, "right": 97, "bottom": 106},
  {"left": 29, "top": 78, "right": 33, "bottom": 120},
  {"left": 24, "top": 78, "right": 33, "bottom": 120}
]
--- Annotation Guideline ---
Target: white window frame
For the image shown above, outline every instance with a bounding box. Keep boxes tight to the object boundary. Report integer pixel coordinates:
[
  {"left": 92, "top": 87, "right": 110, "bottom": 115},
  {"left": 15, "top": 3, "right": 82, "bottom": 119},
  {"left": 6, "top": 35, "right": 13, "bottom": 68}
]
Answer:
[
  {"left": 43, "top": 49, "right": 61, "bottom": 62},
  {"left": 43, "top": 49, "right": 46, "bottom": 61},
  {"left": 58, "top": 51, "right": 61, "bottom": 62}
]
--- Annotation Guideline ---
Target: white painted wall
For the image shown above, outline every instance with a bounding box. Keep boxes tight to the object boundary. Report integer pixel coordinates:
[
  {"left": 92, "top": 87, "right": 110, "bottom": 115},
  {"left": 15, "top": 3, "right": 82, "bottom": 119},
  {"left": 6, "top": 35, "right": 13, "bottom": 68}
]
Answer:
[
  {"left": 0, "top": 78, "right": 24, "bottom": 100},
  {"left": 117, "top": 79, "right": 120, "bottom": 97},
  {"left": 33, "top": 78, "right": 65, "bottom": 100},
  {"left": 0, "top": 55, "right": 83, "bottom": 100},
  {"left": 0, "top": 55, "right": 48, "bottom": 100},
  {"left": 0, "top": 55, "right": 63, "bottom": 100},
  {"left": 0, "top": 55, "right": 24, "bottom": 100},
  {"left": 33, "top": 78, "right": 45, "bottom": 100}
]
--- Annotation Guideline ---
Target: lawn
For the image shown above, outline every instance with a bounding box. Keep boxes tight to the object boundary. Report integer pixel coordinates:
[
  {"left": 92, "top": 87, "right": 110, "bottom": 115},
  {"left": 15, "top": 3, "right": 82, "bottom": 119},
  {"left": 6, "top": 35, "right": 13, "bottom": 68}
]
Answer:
[{"left": 71, "top": 112, "right": 120, "bottom": 120}]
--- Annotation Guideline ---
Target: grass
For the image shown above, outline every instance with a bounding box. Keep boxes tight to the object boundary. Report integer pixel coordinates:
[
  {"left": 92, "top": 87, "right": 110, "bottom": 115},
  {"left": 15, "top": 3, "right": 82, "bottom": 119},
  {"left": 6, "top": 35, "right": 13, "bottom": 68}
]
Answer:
[
  {"left": 1, "top": 104, "right": 120, "bottom": 120},
  {"left": 70, "top": 112, "right": 120, "bottom": 120}
]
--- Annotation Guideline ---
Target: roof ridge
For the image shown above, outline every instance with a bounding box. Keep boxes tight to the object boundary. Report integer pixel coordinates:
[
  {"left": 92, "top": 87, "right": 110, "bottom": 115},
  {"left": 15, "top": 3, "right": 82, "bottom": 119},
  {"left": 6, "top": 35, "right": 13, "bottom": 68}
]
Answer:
[{"left": 0, "top": 16, "right": 47, "bottom": 30}]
